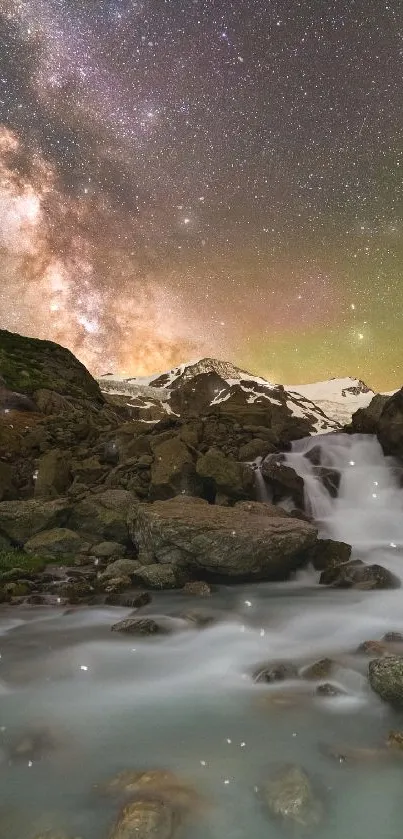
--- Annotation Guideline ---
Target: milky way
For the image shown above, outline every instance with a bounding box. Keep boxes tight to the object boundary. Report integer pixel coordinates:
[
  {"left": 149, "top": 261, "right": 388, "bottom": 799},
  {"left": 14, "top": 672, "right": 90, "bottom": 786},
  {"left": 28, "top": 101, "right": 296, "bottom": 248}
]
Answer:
[{"left": 0, "top": 0, "right": 402, "bottom": 387}]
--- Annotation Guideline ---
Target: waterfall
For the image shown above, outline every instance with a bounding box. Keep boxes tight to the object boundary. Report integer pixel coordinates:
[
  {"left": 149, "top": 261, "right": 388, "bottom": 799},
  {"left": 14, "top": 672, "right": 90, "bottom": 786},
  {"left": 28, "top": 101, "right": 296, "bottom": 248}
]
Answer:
[{"left": 283, "top": 432, "right": 403, "bottom": 576}]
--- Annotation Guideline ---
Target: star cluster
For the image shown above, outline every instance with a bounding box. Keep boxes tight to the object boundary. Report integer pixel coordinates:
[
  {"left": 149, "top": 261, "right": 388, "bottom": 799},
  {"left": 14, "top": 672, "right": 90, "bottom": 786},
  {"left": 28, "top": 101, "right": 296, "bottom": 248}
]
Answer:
[{"left": 0, "top": 0, "right": 402, "bottom": 387}]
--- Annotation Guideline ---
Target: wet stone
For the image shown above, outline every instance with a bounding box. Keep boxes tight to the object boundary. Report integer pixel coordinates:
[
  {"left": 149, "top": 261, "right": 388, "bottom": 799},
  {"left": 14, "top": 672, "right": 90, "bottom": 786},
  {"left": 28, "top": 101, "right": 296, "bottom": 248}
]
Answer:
[
  {"left": 261, "top": 764, "right": 324, "bottom": 832},
  {"left": 110, "top": 798, "right": 176, "bottom": 839},
  {"left": 356, "top": 640, "right": 389, "bottom": 657},
  {"left": 315, "top": 683, "right": 346, "bottom": 697},
  {"left": 182, "top": 581, "right": 212, "bottom": 596},
  {"left": 302, "top": 658, "right": 335, "bottom": 680},
  {"left": 253, "top": 661, "right": 299, "bottom": 684},
  {"left": 111, "top": 617, "right": 173, "bottom": 635}
]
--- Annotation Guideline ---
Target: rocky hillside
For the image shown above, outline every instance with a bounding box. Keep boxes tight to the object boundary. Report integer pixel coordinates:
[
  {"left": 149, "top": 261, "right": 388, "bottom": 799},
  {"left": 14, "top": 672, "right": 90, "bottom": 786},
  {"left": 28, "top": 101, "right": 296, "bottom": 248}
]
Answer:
[
  {"left": 0, "top": 330, "right": 400, "bottom": 605},
  {"left": 350, "top": 387, "right": 403, "bottom": 458}
]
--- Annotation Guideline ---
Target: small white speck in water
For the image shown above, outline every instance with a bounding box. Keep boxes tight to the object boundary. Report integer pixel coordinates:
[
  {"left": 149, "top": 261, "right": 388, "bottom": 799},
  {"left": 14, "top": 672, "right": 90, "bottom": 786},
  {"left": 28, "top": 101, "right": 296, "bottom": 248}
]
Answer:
[{"left": 80, "top": 665, "right": 89, "bottom": 671}]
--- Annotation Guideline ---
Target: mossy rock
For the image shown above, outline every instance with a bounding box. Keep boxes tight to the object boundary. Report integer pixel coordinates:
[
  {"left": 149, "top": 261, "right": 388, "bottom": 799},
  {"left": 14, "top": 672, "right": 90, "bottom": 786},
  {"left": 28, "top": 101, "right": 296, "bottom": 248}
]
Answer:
[
  {"left": 0, "top": 549, "right": 46, "bottom": 574},
  {"left": 0, "top": 329, "right": 103, "bottom": 401}
]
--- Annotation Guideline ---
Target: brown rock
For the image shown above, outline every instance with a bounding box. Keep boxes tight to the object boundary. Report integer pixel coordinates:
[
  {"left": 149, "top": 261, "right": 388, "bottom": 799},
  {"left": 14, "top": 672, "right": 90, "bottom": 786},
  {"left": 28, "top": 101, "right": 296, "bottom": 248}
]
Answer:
[
  {"left": 182, "top": 581, "right": 212, "bottom": 596},
  {"left": 111, "top": 617, "right": 173, "bottom": 635},
  {"left": 261, "top": 765, "right": 324, "bottom": 831},
  {"left": 302, "top": 658, "right": 335, "bottom": 680},
  {"left": 128, "top": 495, "right": 317, "bottom": 582}
]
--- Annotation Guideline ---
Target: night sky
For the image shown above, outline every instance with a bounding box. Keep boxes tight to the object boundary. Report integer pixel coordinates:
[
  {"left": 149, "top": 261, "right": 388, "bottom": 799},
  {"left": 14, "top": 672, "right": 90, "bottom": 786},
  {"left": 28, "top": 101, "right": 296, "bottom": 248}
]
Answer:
[{"left": 0, "top": 1, "right": 402, "bottom": 389}]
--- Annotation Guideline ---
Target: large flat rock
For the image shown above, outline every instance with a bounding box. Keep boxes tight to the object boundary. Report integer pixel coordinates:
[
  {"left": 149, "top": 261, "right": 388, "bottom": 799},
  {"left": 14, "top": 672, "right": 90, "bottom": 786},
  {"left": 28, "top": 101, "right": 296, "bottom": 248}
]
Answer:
[{"left": 128, "top": 497, "right": 317, "bottom": 580}]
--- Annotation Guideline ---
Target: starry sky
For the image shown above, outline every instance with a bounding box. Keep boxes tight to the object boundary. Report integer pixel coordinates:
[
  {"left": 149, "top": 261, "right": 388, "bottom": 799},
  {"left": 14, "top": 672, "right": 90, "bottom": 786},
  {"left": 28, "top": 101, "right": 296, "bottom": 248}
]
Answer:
[{"left": 0, "top": 0, "right": 402, "bottom": 389}]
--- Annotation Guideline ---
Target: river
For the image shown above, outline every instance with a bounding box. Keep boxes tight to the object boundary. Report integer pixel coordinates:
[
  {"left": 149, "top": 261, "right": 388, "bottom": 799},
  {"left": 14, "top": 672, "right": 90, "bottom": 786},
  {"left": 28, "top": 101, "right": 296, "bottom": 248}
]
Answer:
[{"left": 0, "top": 433, "right": 403, "bottom": 838}]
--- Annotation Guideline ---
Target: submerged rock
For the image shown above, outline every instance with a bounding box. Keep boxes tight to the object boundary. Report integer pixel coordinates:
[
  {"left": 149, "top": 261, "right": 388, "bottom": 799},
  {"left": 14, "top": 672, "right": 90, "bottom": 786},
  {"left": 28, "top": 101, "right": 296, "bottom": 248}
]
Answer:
[
  {"left": 261, "top": 764, "right": 324, "bottom": 832},
  {"left": 356, "top": 640, "right": 389, "bottom": 656},
  {"left": 386, "top": 730, "right": 403, "bottom": 751},
  {"left": 110, "top": 798, "right": 176, "bottom": 839},
  {"left": 369, "top": 655, "right": 403, "bottom": 707},
  {"left": 101, "top": 768, "right": 201, "bottom": 810},
  {"left": 111, "top": 617, "right": 174, "bottom": 635},
  {"left": 182, "top": 581, "right": 212, "bottom": 596},
  {"left": 301, "top": 658, "right": 335, "bottom": 680},
  {"left": 315, "top": 683, "right": 346, "bottom": 697},
  {"left": 253, "top": 662, "right": 299, "bottom": 684},
  {"left": 320, "top": 561, "right": 400, "bottom": 590},
  {"left": 7, "top": 725, "right": 60, "bottom": 763},
  {"left": 181, "top": 608, "right": 220, "bottom": 628},
  {"left": 321, "top": 743, "right": 388, "bottom": 765}
]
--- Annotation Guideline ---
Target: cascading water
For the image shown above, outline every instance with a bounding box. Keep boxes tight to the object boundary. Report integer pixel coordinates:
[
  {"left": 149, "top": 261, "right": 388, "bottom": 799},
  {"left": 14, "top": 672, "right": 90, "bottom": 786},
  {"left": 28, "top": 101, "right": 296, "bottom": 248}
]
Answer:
[{"left": 283, "top": 432, "right": 403, "bottom": 576}]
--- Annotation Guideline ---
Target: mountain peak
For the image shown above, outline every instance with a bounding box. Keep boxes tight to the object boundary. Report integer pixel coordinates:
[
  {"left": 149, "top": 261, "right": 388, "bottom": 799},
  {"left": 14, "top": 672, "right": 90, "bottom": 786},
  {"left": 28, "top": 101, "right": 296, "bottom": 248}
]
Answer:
[{"left": 149, "top": 357, "right": 254, "bottom": 388}]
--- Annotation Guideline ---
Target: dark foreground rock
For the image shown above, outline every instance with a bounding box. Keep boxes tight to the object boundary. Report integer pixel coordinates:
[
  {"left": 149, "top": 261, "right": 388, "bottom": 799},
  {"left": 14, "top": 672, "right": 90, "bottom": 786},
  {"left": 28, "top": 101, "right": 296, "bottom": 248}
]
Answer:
[
  {"left": 320, "top": 561, "right": 400, "bottom": 590},
  {"left": 305, "top": 539, "right": 351, "bottom": 571},
  {"left": 129, "top": 496, "right": 317, "bottom": 581},
  {"left": 368, "top": 656, "right": 403, "bottom": 707},
  {"left": 350, "top": 388, "right": 403, "bottom": 458},
  {"left": 261, "top": 764, "right": 324, "bottom": 832}
]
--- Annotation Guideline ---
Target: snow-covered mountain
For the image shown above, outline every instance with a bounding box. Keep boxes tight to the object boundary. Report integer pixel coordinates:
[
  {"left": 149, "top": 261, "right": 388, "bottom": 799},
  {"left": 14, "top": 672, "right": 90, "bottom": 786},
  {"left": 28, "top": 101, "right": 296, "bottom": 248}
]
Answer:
[
  {"left": 98, "top": 359, "right": 395, "bottom": 430},
  {"left": 284, "top": 377, "right": 376, "bottom": 425}
]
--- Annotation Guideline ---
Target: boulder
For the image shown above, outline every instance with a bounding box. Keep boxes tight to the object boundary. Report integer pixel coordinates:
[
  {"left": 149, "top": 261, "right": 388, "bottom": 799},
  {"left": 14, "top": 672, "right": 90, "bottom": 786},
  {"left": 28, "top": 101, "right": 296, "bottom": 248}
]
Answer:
[
  {"left": 368, "top": 656, "right": 403, "bottom": 707},
  {"left": 320, "top": 561, "right": 400, "bottom": 590},
  {"left": 350, "top": 389, "right": 403, "bottom": 458},
  {"left": 238, "top": 438, "right": 273, "bottom": 462},
  {"left": 24, "top": 528, "right": 84, "bottom": 557},
  {"left": 0, "top": 498, "right": 71, "bottom": 544},
  {"left": 91, "top": 541, "right": 127, "bottom": 558},
  {"left": 99, "top": 558, "right": 142, "bottom": 580},
  {"left": 261, "top": 765, "right": 324, "bottom": 831},
  {"left": 0, "top": 461, "right": 18, "bottom": 502},
  {"left": 34, "top": 449, "right": 72, "bottom": 498},
  {"left": 261, "top": 459, "right": 304, "bottom": 508},
  {"left": 304, "top": 539, "right": 351, "bottom": 571},
  {"left": 350, "top": 393, "right": 392, "bottom": 436},
  {"left": 68, "top": 490, "right": 134, "bottom": 545},
  {"left": 149, "top": 436, "right": 200, "bottom": 500},
  {"left": 133, "top": 564, "right": 186, "bottom": 589},
  {"left": 196, "top": 447, "right": 246, "bottom": 500},
  {"left": 128, "top": 496, "right": 317, "bottom": 581}
]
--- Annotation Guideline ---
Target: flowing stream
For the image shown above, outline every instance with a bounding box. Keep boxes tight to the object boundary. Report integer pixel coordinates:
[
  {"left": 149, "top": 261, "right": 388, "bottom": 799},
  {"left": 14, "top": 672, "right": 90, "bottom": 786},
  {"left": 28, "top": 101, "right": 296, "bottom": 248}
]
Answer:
[{"left": 1, "top": 433, "right": 403, "bottom": 838}]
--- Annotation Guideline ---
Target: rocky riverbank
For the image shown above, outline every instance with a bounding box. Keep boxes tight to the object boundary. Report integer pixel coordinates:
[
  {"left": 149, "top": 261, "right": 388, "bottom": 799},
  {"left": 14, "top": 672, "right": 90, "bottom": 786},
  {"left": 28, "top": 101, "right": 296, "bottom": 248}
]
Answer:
[{"left": 0, "top": 328, "right": 402, "bottom": 609}]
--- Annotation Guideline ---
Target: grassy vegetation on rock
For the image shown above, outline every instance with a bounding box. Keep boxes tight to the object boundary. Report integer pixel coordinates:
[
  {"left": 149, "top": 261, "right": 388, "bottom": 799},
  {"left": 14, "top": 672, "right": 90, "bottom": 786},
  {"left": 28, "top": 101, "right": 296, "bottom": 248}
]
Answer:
[{"left": 0, "top": 548, "right": 65, "bottom": 575}]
